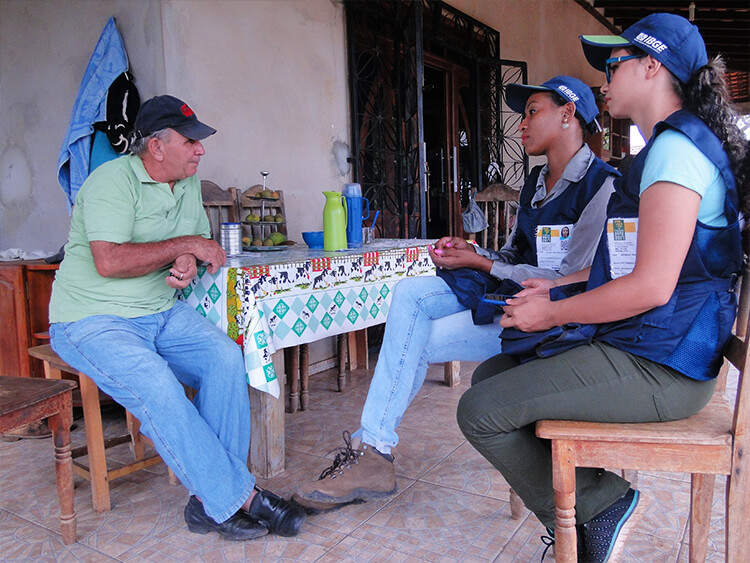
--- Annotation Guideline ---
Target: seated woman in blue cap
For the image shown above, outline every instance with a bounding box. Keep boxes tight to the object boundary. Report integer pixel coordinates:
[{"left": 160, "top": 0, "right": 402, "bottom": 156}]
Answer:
[
  {"left": 294, "top": 76, "right": 619, "bottom": 510},
  {"left": 457, "top": 13, "right": 749, "bottom": 562}
]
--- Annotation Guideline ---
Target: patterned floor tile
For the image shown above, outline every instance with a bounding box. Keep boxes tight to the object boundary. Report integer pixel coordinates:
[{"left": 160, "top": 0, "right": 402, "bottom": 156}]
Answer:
[
  {"left": 0, "top": 355, "right": 737, "bottom": 562},
  {"left": 419, "top": 442, "right": 513, "bottom": 502},
  {"left": 347, "top": 480, "right": 522, "bottom": 562}
]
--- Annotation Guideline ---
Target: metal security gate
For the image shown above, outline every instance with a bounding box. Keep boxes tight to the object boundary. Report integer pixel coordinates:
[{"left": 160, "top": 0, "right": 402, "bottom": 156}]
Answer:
[{"left": 345, "top": 0, "right": 527, "bottom": 239}]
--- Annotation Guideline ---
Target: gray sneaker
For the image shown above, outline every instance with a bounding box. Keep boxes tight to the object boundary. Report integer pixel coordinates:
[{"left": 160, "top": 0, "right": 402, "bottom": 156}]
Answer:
[{"left": 293, "top": 431, "right": 397, "bottom": 509}]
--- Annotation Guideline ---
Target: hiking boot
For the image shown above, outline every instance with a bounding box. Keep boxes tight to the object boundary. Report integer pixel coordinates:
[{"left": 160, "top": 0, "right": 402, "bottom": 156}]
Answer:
[
  {"left": 293, "top": 431, "right": 397, "bottom": 509},
  {"left": 578, "top": 488, "right": 641, "bottom": 562}
]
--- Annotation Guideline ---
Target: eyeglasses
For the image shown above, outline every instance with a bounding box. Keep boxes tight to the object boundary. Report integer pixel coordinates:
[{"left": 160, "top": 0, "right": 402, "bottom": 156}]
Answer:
[{"left": 605, "top": 54, "right": 647, "bottom": 83}]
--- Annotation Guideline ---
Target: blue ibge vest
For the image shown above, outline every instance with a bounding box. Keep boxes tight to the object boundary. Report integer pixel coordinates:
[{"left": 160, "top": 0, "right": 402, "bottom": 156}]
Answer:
[
  {"left": 513, "top": 158, "right": 618, "bottom": 267},
  {"left": 587, "top": 110, "right": 741, "bottom": 381},
  {"left": 438, "top": 156, "right": 617, "bottom": 324}
]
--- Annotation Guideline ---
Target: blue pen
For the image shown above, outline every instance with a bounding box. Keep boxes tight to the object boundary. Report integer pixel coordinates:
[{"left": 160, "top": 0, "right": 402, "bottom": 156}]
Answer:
[{"left": 371, "top": 210, "right": 380, "bottom": 227}]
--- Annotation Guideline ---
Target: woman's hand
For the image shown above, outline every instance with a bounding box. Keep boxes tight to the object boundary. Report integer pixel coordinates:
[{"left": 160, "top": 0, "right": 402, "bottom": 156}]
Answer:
[
  {"left": 432, "top": 236, "right": 473, "bottom": 252},
  {"left": 499, "top": 294, "right": 557, "bottom": 332},
  {"left": 515, "top": 277, "right": 557, "bottom": 297},
  {"left": 429, "top": 243, "right": 491, "bottom": 271}
]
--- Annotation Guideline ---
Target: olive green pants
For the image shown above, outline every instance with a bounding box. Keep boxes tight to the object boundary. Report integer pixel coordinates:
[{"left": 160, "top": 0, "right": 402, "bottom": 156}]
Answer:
[{"left": 456, "top": 341, "right": 716, "bottom": 528}]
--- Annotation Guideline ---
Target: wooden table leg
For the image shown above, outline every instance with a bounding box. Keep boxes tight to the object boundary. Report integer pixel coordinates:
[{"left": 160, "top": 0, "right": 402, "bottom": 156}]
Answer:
[
  {"left": 337, "top": 335, "right": 347, "bottom": 392},
  {"left": 299, "top": 344, "right": 309, "bottom": 410},
  {"left": 444, "top": 361, "right": 460, "bottom": 387},
  {"left": 355, "top": 329, "right": 369, "bottom": 369},
  {"left": 285, "top": 346, "right": 300, "bottom": 414},
  {"left": 347, "top": 332, "right": 359, "bottom": 370},
  {"left": 249, "top": 350, "right": 285, "bottom": 478},
  {"left": 48, "top": 395, "right": 76, "bottom": 545}
]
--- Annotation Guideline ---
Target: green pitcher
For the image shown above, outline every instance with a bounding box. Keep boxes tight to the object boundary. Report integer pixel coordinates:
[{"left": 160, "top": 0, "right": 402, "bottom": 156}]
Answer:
[{"left": 322, "top": 191, "right": 348, "bottom": 251}]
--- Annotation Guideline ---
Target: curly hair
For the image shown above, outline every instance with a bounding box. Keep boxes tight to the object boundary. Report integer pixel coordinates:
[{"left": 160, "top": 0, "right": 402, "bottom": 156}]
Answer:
[
  {"left": 675, "top": 56, "right": 749, "bottom": 215},
  {"left": 627, "top": 47, "right": 750, "bottom": 216}
]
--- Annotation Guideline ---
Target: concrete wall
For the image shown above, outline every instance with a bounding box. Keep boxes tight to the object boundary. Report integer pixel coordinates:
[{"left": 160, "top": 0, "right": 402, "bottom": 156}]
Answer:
[
  {"left": 0, "top": 0, "right": 350, "bottom": 253},
  {"left": 451, "top": 0, "right": 611, "bottom": 86},
  {"left": 0, "top": 0, "right": 167, "bottom": 253}
]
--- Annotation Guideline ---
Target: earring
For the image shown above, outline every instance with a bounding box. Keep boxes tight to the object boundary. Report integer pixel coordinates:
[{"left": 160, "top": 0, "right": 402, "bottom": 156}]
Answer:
[{"left": 562, "top": 120, "right": 570, "bottom": 130}]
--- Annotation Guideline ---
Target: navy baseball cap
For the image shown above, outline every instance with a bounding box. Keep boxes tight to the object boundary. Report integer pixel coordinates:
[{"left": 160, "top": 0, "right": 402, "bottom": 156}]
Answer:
[
  {"left": 134, "top": 95, "right": 217, "bottom": 141},
  {"left": 580, "top": 13, "right": 707, "bottom": 84},
  {"left": 505, "top": 75, "right": 601, "bottom": 131}
]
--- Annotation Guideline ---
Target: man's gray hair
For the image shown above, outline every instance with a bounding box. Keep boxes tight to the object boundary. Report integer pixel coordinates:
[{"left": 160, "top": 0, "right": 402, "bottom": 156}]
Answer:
[{"left": 130, "top": 128, "right": 172, "bottom": 156}]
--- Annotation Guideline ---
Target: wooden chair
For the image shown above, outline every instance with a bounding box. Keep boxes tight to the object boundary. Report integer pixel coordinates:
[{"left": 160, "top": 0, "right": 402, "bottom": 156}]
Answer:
[
  {"left": 536, "top": 260, "right": 750, "bottom": 562},
  {"left": 201, "top": 180, "right": 239, "bottom": 241},
  {"left": 474, "top": 182, "right": 520, "bottom": 251},
  {"left": 0, "top": 375, "right": 77, "bottom": 544},
  {"left": 443, "top": 183, "right": 520, "bottom": 389},
  {"left": 28, "top": 344, "right": 173, "bottom": 513}
]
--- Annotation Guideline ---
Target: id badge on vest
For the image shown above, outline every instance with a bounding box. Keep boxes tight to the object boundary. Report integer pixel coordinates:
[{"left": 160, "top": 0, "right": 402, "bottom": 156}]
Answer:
[
  {"left": 535, "top": 224, "right": 574, "bottom": 271},
  {"left": 607, "top": 217, "right": 638, "bottom": 279}
]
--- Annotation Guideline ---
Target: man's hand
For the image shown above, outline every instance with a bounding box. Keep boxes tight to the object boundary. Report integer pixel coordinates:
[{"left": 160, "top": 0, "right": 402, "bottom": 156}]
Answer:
[
  {"left": 190, "top": 238, "right": 226, "bottom": 274},
  {"left": 166, "top": 254, "right": 198, "bottom": 289}
]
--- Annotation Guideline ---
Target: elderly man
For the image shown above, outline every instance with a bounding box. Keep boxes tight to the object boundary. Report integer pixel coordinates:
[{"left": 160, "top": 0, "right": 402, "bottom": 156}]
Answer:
[{"left": 48, "top": 95, "right": 305, "bottom": 541}]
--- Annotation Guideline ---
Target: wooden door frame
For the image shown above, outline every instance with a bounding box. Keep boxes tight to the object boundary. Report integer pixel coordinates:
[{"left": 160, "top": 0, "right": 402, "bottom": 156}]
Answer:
[{"left": 423, "top": 51, "right": 470, "bottom": 237}]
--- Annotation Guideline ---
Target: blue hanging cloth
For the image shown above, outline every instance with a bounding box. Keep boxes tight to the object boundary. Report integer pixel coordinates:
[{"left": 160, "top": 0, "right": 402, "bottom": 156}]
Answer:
[{"left": 57, "top": 17, "right": 129, "bottom": 211}]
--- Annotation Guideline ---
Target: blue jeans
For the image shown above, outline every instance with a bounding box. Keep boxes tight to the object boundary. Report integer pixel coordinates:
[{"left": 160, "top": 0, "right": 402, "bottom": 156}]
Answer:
[
  {"left": 354, "top": 275, "right": 503, "bottom": 453},
  {"left": 49, "top": 300, "right": 255, "bottom": 523}
]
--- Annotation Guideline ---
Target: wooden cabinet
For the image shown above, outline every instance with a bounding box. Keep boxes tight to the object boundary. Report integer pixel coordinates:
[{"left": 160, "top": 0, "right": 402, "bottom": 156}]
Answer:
[{"left": 0, "top": 261, "right": 58, "bottom": 378}]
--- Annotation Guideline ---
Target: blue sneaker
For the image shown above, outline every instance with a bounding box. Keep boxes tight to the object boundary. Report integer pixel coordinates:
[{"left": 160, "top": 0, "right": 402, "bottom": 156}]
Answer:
[{"left": 579, "top": 488, "right": 640, "bottom": 562}]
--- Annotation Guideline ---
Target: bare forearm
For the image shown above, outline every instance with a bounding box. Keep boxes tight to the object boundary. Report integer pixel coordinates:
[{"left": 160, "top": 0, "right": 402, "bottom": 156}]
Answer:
[
  {"left": 549, "top": 271, "right": 667, "bottom": 325},
  {"left": 90, "top": 236, "right": 224, "bottom": 278}
]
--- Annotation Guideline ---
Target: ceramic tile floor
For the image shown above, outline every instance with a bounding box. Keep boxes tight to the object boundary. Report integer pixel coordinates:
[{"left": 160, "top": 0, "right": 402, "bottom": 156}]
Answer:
[{"left": 0, "top": 359, "right": 732, "bottom": 562}]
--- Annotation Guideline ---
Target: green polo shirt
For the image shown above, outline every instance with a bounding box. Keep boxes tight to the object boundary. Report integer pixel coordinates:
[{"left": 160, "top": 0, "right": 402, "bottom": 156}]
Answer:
[{"left": 49, "top": 154, "right": 211, "bottom": 323}]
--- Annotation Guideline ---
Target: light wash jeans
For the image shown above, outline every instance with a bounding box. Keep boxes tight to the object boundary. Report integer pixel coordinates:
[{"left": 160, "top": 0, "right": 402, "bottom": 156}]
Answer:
[
  {"left": 353, "top": 275, "right": 503, "bottom": 453},
  {"left": 49, "top": 300, "right": 256, "bottom": 523}
]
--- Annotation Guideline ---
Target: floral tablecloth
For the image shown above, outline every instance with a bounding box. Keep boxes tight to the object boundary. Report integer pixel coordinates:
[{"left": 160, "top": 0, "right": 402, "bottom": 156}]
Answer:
[{"left": 180, "top": 239, "right": 435, "bottom": 397}]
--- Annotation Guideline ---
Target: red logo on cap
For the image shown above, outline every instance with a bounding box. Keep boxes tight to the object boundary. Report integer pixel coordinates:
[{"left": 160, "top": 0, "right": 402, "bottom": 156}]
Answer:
[{"left": 180, "top": 104, "right": 194, "bottom": 117}]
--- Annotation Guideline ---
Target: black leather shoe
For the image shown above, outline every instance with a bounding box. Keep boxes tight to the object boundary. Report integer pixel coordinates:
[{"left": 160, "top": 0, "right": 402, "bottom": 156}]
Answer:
[
  {"left": 184, "top": 496, "right": 268, "bottom": 541},
  {"left": 245, "top": 487, "right": 306, "bottom": 537}
]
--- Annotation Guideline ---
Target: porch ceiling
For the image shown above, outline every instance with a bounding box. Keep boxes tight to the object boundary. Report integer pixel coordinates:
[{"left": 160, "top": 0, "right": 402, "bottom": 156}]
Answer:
[{"left": 573, "top": 0, "right": 749, "bottom": 101}]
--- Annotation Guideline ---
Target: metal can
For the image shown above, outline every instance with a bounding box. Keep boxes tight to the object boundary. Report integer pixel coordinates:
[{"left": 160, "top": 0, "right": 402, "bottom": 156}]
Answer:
[{"left": 220, "top": 222, "right": 242, "bottom": 256}]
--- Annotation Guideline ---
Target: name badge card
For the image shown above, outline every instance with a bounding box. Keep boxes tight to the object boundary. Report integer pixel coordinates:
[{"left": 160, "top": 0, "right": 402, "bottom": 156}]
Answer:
[
  {"left": 607, "top": 217, "right": 638, "bottom": 279},
  {"left": 536, "top": 224, "right": 574, "bottom": 271}
]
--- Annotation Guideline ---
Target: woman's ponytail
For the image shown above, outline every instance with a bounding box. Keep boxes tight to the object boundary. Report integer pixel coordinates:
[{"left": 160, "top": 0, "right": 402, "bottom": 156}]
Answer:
[{"left": 678, "top": 56, "right": 750, "bottom": 214}]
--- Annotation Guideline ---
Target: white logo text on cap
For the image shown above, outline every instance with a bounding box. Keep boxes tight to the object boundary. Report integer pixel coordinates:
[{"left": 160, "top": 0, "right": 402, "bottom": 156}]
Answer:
[
  {"left": 556, "top": 86, "right": 579, "bottom": 102},
  {"left": 633, "top": 32, "right": 669, "bottom": 53}
]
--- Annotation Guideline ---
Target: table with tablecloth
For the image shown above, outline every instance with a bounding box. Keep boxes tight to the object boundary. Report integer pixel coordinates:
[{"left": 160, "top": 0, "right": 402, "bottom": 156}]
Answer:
[{"left": 180, "top": 238, "right": 435, "bottom": 476}]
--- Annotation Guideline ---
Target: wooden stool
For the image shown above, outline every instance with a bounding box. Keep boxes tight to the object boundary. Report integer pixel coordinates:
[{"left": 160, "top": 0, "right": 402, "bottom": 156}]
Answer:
[
  {"left": 0, "top": 375, "right": 77, "bottom": 544},
  {"left": 28, "top": 344, "right": 170, "bottom": 513}
]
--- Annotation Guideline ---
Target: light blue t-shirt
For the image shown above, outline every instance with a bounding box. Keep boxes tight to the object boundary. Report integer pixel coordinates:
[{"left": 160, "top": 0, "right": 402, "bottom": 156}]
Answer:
[{"left": 641, "top": 129, "right": 726, "bottom": 226}]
